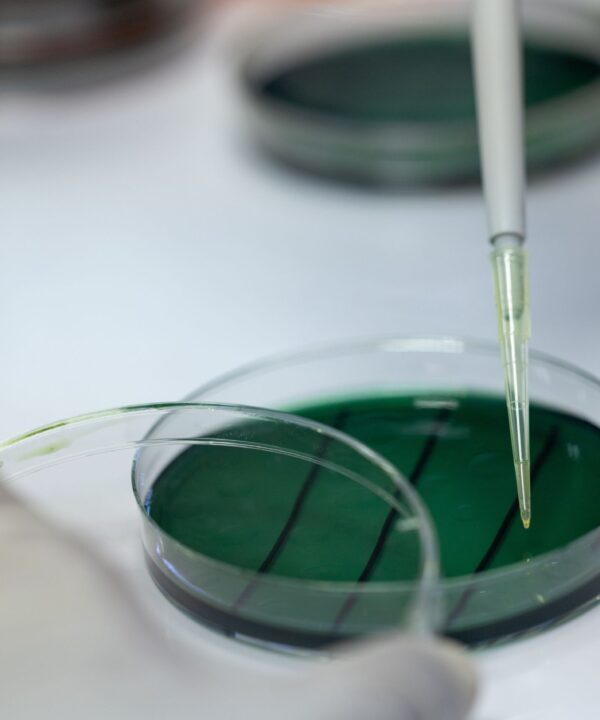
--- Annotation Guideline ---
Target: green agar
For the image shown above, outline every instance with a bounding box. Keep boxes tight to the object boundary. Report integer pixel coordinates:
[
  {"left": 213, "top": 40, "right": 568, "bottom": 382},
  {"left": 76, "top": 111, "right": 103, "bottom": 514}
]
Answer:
[
  {"left": 148, "top": 393, "right": 600, "bottom": 579},
  {"left": 145, "top": 393, "right": 600, "bottom": 645},
  {"left": 259, "top": 37, "right": 600, "bottom": 123}
]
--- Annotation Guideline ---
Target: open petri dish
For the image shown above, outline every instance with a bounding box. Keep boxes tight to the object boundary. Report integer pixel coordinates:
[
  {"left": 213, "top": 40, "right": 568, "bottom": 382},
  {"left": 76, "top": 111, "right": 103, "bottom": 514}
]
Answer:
[
  {"left": 0, "top": 403, "right": 438, "bottom": 653},
  {"left": 185, "top": 337, "right": 600, "bottom": 646},
  {"left": 238, "top": 0, "right": 600, "bottom": 185}
]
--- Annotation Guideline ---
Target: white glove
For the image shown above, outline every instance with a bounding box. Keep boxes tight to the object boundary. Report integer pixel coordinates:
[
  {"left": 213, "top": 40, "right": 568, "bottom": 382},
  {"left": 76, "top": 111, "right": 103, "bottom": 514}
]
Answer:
[{"left": 0, "top": 483, "right": 477, "bottom": 720}]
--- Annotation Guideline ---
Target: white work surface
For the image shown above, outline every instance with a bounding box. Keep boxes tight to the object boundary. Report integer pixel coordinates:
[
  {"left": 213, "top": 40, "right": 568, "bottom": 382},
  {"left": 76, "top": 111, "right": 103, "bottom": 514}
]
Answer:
[{"left": 3, "top": 14, "right": 600, "bottom": 720}]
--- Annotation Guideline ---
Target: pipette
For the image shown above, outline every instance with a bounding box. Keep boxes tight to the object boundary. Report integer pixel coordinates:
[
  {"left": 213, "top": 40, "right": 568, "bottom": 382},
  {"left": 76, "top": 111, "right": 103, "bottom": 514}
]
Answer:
[{"left": 472, "top": 0, "right": 531, "bottom": 528}]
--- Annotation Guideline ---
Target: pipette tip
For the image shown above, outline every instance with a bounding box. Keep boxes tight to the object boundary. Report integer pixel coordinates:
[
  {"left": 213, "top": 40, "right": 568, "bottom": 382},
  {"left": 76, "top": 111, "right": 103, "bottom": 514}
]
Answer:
[
  {"left": 514, "top": 460, "right": 531, "bottom": 529},
  {"left": 491, "top": 242, "right": 532, "bottom": 531}
]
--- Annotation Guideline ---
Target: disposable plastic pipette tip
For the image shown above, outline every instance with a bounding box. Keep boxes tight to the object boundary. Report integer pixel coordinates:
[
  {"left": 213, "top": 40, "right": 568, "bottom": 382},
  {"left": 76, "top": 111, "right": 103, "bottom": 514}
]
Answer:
[
  {"left": 491, "top": 243, "right": 531, "bottom": 530},
  {"left": 515, "top": 460, "right": 531, "bottom": 529}
]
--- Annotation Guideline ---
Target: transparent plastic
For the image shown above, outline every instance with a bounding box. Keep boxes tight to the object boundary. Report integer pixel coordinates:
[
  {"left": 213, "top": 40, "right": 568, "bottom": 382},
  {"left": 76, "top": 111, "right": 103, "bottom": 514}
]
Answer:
[
  {"left": 491, "top": 241, "right": 531, "bottom": 527},
  {"left": 188, "top": 336, "right": 600, "bottom": 645},
  {"left": 0, "top": 403, "right": 438, "bottom": 652}
]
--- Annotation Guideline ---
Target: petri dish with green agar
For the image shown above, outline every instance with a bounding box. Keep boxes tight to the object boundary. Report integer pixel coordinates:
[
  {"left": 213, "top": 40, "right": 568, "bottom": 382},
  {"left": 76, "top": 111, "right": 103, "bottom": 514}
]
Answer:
[
  {"left": 0, "top": 403, "right": 438, "bottom": 652},
  {"left": 238, "top": 0, "right": 600, "bottom": 185},
  {"left": 181, "top": 337, "right": 600, "bottom": 646}
]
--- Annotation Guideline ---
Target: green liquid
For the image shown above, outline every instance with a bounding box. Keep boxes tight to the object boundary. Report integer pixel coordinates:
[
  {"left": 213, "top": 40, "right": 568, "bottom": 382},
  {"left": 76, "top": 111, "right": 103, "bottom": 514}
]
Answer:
[
  {"left": 146, "top": 393, "right": 600, "bottom": 644},
  {"left": 259, "top": 37, "right": 600, "bottom": 124}
]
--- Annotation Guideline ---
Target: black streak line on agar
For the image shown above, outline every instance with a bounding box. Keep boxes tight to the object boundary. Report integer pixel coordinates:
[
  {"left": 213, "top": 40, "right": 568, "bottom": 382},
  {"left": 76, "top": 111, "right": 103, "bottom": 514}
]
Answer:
[
  {"left": 475, "top": 426, "right": 560, "bottom": 573},
  {"left": 445, "top": 425, "right": 560, "bottom": 627},
  {"left": 233, "top": 412, "right": 349, "bottom": 610},
  {"left": 147, "top": 394, "right": 600, "bottom": 649},
  {"left": 333, "top": 407, "right": 453, "bottom": 629},
  {"left": 360, "top": 407, "right": 453, "bottom": 578}
]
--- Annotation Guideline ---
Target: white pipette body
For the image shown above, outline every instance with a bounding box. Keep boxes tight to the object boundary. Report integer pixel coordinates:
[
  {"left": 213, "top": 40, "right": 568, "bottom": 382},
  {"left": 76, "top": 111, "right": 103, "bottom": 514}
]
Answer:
[{"left": 472, "top": 0, "right": 532, "bottom": 528}]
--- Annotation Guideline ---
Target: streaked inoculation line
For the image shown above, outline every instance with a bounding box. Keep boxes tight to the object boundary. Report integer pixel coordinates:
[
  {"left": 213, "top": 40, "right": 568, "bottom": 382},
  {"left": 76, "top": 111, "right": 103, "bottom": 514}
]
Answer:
[
  {"left": 445, "top": 425, "right": 560, "bottom": 628},
  {"left": 333, "top": 406, "right": 454, "bottom": 630},
  {"left": 474, "top": 425, "right": 560, "bottom": 573},
  {"left": 233, "top": 411, "right": 349, "bottom": 611}
]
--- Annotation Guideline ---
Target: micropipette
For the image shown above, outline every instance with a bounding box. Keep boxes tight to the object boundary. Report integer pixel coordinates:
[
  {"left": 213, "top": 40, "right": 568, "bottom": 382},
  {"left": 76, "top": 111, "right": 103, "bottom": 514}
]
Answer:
[{"left": 472, "top": 0, "right": 531, "bottom": 528}]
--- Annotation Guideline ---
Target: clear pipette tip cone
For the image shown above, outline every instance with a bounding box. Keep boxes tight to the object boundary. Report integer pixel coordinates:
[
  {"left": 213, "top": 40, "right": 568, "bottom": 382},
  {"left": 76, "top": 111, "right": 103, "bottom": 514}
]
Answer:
[
  {"left": 515, "top": 461, "right": 531, "bottom": 529},
  {"left": 491, "top": 238, "right": 531, "bottom": 528}
]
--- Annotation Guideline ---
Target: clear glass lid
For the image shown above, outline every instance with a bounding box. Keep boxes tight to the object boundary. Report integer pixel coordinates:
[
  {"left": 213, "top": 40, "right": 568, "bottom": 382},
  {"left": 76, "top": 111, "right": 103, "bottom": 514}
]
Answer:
[{"left": 0, "top": 402, "right": 439, "bottom": 652}]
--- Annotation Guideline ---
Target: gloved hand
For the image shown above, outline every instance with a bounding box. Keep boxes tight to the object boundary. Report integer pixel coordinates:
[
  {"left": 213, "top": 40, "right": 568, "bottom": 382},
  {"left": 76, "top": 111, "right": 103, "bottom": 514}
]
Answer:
[{"left": 0, "top": 482, "right": 477, "bottom": 720}]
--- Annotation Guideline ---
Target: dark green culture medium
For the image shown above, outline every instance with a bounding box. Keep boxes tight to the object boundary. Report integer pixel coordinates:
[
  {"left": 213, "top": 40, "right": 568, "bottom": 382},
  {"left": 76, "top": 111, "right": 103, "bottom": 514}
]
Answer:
[
  {"left": 246, "top": 34, "right": 600, "bottom": 183},
  {"left": 259, "top": 37, "right": 599, "bottom": 124},
  {"left": 146, "top": 393, "right": 600, "bottom": 646}
]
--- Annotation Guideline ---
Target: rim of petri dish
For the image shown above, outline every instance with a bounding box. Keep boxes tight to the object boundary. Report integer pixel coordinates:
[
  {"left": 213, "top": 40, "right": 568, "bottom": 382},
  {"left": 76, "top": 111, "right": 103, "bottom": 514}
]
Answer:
[
  {"left": 0, "top": 401, "right": 440, "bottom": 648},
  {"left": 192, "top": 336, "right": 600, "bottom": 401},
  {"left": 185, "top": 336, "right": 600, "bottom": 645}
]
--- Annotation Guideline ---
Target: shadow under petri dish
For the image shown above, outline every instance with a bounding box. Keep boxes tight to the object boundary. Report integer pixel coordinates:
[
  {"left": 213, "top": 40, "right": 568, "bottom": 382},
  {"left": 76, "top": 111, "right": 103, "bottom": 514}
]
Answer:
[{"left": 146, "top": 392, "right": 600, "bottom": 647}]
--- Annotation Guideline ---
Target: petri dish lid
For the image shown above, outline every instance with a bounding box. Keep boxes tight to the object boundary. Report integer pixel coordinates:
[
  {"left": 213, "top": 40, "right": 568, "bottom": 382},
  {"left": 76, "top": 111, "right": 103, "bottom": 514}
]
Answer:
[
  {"left": 0, "top": 403, "right": 440, "bottom": 653},
  {"left": 238, "top": 0, "right": 600, "bottom": 185}
]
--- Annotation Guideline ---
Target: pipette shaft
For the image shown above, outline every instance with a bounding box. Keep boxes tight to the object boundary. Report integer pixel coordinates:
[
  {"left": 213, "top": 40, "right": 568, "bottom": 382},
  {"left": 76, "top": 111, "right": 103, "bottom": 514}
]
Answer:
[{"left": 472, "top": 0, "right": 532, "bottom": 528}]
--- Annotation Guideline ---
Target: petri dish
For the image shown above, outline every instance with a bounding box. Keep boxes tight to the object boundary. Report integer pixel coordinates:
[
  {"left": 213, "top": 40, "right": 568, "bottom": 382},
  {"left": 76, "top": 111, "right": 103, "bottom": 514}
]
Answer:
[
  {"left": 238, "top": 0, "right": 600, "bottom": 185},
  {"left": 185, "top": 337, "right": 600, "bottom": 646},
  {"left": 0, "top": 403, "right": 438, "bottom": 653}
]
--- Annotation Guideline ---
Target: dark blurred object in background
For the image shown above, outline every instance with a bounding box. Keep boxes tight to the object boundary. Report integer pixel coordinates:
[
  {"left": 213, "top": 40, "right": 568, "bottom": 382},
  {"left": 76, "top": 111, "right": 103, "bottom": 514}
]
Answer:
[{"left": 0, "top": 0, "right": 206, "bottom": 89}]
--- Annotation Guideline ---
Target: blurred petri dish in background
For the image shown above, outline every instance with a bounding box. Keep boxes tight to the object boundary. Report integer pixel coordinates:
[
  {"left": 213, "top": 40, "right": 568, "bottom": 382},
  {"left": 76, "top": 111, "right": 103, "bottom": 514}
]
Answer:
[
  {"left": 187, "top": 336, "right": 600, "bottom": 646},
  {"left": 0, "top": 403, "right": 438, "bottom": 653},
  {"left": 0, "top": 0, "right": 207, "bottom": 90},
  {"left": 238, "top": 0, "right": 600, "bottom": 185}
]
